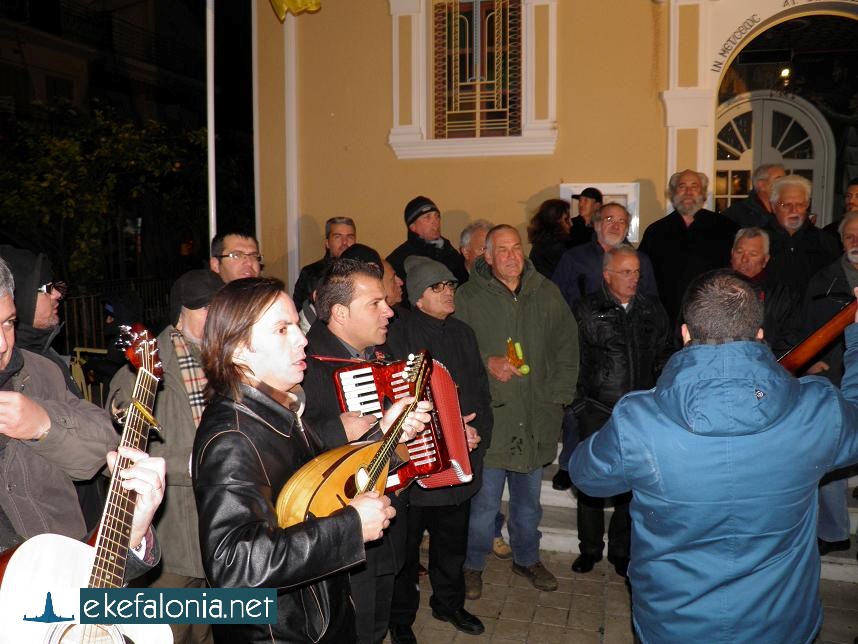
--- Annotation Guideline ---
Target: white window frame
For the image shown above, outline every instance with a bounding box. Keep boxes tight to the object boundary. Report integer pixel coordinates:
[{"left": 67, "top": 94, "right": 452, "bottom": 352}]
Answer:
[{"left": 388, "top": 0, "right": 557, "bottom": 159}]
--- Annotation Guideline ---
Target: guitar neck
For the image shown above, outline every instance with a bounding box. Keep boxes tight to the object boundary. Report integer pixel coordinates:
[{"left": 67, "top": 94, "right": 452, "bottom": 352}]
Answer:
[{"left": 88, "top": 367, "right": 158, "bottom": 589}]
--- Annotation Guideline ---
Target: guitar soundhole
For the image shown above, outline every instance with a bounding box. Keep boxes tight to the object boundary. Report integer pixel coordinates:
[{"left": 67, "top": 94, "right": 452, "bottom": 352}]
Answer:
[
  {"left": 343, "top": 475, "right": 357, "bottom": 499},
  {"left": 47, "top": 623, "right": 131, "bottom": 644}
]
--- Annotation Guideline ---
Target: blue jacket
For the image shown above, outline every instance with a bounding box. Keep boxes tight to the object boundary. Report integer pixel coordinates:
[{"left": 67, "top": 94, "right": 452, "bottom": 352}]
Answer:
[{"left": 570, "top": 327, "right": 858, "bottom": 644}]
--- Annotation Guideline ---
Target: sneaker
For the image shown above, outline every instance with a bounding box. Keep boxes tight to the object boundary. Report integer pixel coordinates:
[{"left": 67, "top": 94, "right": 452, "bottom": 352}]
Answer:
[
  {"left": 463, "top": 568, "right": 482, "bottom": 600},
  {"left": 512, "top": 561, "right": 558, "bottom": 591},
  {"left": 492, "top": 536, "right": 512, "bottom": 559}
]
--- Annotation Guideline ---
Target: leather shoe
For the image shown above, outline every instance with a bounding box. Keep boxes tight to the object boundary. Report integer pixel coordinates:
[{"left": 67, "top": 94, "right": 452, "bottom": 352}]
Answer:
[
  {"left": 818, "top": 538, "right": 851, "bottom": 556},
  {"left": 389, "top": 624, "right": 418, "bottom": 644},
  {"left": 610, "top": 556, "right": 629, "bottom": 578},
  {"left": 552, "top": 469, "right": 572, "bottom": 491},
  {"left": 432, "top": 607, "right": 485, "bottom": 635},
  {"left": 571, "top": 553, "right": 602, "bottom": 573}
]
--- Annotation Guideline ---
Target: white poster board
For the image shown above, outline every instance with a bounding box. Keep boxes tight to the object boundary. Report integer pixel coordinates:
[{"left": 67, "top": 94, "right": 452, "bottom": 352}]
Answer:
[{"left": 559, "top": 182, "right": 642, "bottom": 243}]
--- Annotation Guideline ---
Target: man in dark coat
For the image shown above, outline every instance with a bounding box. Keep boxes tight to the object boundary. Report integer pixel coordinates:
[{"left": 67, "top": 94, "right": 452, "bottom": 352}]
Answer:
[
  {"left": 764, "top": 175, "right": 840, "bottom": 297},
  {"left": 386, "top": 256, "right": 492, "bottom": 643},
  {"left": 293, "top": 216, "right": 356, "bottom": 310},
  {"left": 639, "top": 169, "right": 738, "bottom": 326},
  {"left": 302, "top": 259, "right": 407, "bottom": 644},
  {"left": 728, "top": 227, "right": 800, "bottom": 358},
  {"left": 570, "top": 247, "right": 670, "bottom": 577},
  {"left": 721, "top": 163, "right": 785, "bottom": 228},
  {"left": 387, "top": 196, "right": 469, "bottom": 285}
]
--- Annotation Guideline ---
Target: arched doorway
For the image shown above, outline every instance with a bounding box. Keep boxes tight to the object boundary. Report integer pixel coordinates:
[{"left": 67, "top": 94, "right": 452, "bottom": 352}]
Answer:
[{"left": 714, "top": 91, "right": 835, "bottom": 223}]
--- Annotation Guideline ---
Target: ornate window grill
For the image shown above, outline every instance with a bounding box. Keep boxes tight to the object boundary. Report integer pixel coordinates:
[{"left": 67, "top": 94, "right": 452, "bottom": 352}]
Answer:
[{"left": 432, "top": 0, "right": 521, "bottom": 139}]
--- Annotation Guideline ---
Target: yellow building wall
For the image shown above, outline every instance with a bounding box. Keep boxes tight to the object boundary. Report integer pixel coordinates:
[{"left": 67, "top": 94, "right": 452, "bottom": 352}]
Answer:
[{"left": 293, "top": 0, "right": 668, "bottom": 264}]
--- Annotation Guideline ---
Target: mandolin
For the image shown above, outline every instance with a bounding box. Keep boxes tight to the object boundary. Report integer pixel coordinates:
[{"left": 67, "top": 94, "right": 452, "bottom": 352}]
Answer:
[
  {"left": 275, "top": 352, "right": 430, "bottom": 529},
  {"left": 778, "top": 300, "right": 857, "bottom": 374},
  {"left": 0, "top": 324, "right": 172, "bottom": 643}
]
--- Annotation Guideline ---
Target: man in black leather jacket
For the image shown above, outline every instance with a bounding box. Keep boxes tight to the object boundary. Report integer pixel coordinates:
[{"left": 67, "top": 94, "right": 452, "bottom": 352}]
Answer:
[
  {"left": 192, "top": 277, "right": 429, "bottom": 644},
  {"left": 571, "top": 247, "right": 671, "bottom": 577}
]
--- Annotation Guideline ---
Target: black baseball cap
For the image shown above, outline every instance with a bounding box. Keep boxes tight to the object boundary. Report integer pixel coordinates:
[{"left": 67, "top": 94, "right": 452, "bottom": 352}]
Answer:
[{"left": 572, "top": 187, "right": 603, "bottom": 203}]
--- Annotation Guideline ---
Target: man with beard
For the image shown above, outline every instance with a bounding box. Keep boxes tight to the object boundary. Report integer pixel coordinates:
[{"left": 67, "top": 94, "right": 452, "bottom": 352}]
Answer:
[
  {"left": 721, "top": 164, "right": 785, "bottom": 228},
  {"left": 729, "top": 227, "right": 800, "bottom": 358},
  {"left": 639, "top": 170, "right": 738, "bottom": 325},
  {"left": 799, "top": 211, "right": 858, "bottom": 557},
  {"left": 764, "top": 175, "right": 840, "bottom": 297},
  {"left": 301, "top": 259, "right": 407, "bottom": 644}
]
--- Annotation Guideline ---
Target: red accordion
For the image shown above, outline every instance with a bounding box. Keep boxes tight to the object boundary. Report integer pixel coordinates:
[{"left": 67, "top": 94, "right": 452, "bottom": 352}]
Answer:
[{"left": 333, "top": 355, "right": 473, "bottom": 492}]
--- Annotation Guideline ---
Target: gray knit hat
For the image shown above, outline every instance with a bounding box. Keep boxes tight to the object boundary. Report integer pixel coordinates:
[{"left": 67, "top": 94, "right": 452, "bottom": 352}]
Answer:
[{"left": 404, "top": 256, "right": 456, "bottom": 307}]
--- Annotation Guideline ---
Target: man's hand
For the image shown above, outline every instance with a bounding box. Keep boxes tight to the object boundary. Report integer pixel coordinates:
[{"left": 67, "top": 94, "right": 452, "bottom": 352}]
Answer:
[
  {"left": 807, "top": 361, "right": 830, "bottom": 375},
  {"left": 0, "top": 391, "right": 51, "bottom": 440},
  {"left": 350, "top": 490, "right": 396, "bottom": 542},
  {"left": 380, "top": 398, "right": 432, "bottom": 443},
  {"left": 463, "top": 412, "right": 480, "bottom": 452},
  {"left": 108, "top": 446, "right": 166, "bottom": 550},
  {"left": 341, "top": 411, "right": 378, "bottom": 442},
  {"left": 487, "top": 356, "right": 523, "bottom": 382}
]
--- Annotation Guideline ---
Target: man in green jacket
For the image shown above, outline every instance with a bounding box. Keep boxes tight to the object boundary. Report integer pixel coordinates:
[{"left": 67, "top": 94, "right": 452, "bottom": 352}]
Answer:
[{"left": 455, "top": 225, "right": 578, "bottom": 598}]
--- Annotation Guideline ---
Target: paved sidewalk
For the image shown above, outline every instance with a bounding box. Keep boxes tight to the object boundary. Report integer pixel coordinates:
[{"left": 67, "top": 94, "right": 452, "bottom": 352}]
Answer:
[{"left": 386, "top": 549, "right": 858, "bottom": 643}]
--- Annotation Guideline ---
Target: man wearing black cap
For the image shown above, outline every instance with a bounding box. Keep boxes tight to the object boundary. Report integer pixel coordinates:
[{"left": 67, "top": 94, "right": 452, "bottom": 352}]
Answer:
[
  {"left": 570, "top": 187, "right": 602, "bottom": 246},
  {"left": 109, "top": 268, "right": 223, "bottom": 644},
  {"left": 387, "top": 196, "right": 469, "bottom": 286}
]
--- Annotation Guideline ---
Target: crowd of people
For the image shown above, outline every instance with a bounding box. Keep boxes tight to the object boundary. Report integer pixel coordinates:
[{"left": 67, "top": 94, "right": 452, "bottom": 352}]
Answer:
[{"left": 2, "top": 167, "right": 858, "bottom": 643}]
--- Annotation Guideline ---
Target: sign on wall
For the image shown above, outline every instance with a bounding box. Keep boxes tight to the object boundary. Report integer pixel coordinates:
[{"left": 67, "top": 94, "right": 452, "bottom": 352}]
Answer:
[{"left": 559, "top": 182, "right": 642, "bottom": 243}]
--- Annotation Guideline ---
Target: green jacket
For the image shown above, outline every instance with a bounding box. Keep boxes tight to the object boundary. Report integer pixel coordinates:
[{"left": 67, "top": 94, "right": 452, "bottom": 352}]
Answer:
[{"left": 454, "top": 258, "right": 578, "bottom": 472}]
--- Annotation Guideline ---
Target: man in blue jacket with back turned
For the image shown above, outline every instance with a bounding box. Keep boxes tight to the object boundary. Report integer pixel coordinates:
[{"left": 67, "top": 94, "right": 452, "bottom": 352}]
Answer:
[{"left": 571, "top": 269, "right": 858, "bottom": 644}]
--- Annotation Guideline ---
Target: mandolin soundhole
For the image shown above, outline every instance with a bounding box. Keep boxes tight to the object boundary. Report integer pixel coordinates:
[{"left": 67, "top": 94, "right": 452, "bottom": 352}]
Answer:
[{"left": 46, "top": 623, "right": 130, "bottom": 644}]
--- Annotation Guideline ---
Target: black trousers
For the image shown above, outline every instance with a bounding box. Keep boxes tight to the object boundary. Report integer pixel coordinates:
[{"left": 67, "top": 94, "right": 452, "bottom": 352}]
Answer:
[
  {"left": 389, "top": 500, "right": 471, "bottom": 627},
  {"left": 576, "top": 404, "right": 632, "bottom": 560}
]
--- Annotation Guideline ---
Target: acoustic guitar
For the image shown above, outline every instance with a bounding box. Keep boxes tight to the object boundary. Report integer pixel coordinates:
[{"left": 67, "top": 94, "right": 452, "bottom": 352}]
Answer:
[
  {"left": 276, "top": 351, "right": 430, "bottom": 528},
  {"left": 0, "top": 324, "right": 173, "bottom": 643}
]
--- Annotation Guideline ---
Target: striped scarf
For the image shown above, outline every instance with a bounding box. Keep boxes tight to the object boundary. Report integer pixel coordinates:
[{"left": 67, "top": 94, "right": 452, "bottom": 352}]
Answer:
[{"left": 170, "top": 331, "right": 207, "bottom": 427}]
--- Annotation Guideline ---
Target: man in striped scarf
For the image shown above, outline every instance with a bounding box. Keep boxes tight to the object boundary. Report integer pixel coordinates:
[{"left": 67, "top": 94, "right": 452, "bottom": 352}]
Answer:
[{"left": 109, "top": 268, "right": 223, "bottom": 644}]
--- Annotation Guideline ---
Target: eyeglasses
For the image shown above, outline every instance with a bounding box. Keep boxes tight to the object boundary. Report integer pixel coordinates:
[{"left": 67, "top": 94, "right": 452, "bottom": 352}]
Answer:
[
  {"left": 777, "top": 202, "right": 808, "bottom": 212},
  {"left": 429, "top": 280, "right": 458, "bottom": 292},
  {"left": 606, "top": 269, "right": 640, "bottom": 278},
  {"left": 215, "top": 251, "right": 264, "bottom": 263},
  {"left": 602, "top": 216, "right": 629, "bottom": 226},
  {"left": 37, "top": 281, "right": 67, "bottom": 297}
]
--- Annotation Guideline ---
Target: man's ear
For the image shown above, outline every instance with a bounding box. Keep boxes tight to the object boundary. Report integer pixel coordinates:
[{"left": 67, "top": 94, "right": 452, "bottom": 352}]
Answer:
[
  {"left": 209, "top": 257, "right": 220, "bottom": 274},
  {"left": 680, "top": 323, "right": 692, "bottom": 346},
  {"left": 756, "top": 327, "right": 764, "bottom": 341},
  {"left": 331, "top": 302, "right": 348, "bottom": 326}
]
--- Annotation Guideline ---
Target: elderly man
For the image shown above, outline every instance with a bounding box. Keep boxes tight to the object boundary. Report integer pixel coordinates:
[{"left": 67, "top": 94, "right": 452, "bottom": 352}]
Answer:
[
  {"left": 386, "top": 256, "right": 492, "bottom": 643},
  {"left": 459, "top": 220, "right": 494, "bottom": 273},
  {"left": 0, "top": 256, "right": 164, "bottom": 579},
  {"left": 764, "top": 175, "right": 840, "bottom": 296},
  {"left": 571, "top": 269, "right": 858, "bottom": 643},
  {"left": 388, "top": 196, "right": 469, "bottom": 284},
  {"left": 293, "top": 216, "right": 357, "bottom": 310},
  {"left": 552, "top": 203, "right": 658, "bottom": 308},
  {"left": 799, "top": 210, "right": 858, "bottom": 557},
  {"left": 570, "top": 247, "right": 670, "bottom": 577},
  {"left": 722, "top": 164, "right": 786, "bottom": 228},
  {"left": 109, "top": 268, "right": 222, "bottom": 644},
  {"left": 639, "top": 169, "right": 738, "bottom": 325},
  {"left": 729, "top": 227, "right": 800, "bottom": 358},
  {"left": 209, "top": 231, "right": 262, "bottom": 283},
  {"left": 455, "top": 225, "right": 578, "bottom": 596}
]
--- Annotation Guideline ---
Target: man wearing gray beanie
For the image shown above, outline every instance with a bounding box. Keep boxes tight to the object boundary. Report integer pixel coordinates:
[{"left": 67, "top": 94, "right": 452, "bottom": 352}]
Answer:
[
  {"left": 387, "top": 255, "right": 491, "bottom": 643},
  {"left": 386, "top": 196, "right": 469, "bottom": 288}
]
